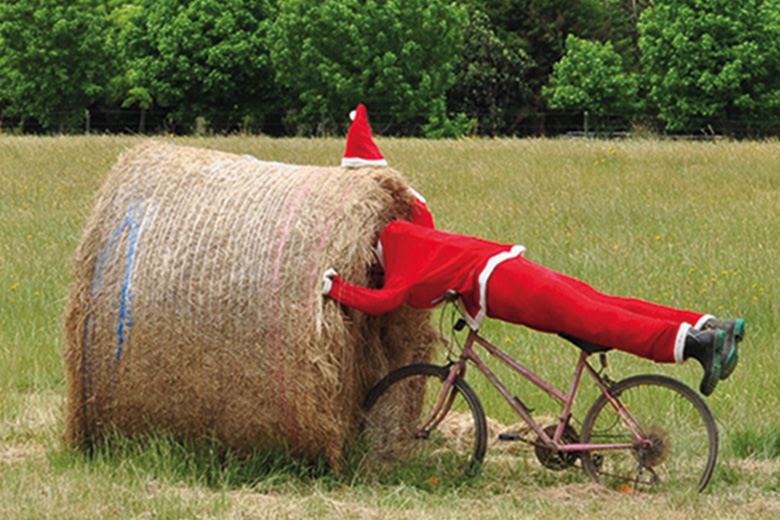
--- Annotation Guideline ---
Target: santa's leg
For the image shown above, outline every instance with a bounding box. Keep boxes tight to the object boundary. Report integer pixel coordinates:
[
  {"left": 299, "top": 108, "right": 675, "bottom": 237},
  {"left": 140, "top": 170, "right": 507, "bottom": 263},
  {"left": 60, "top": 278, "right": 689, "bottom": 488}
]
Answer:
[
  {"left": 550, "top": 267, "right": 712, "bottom": 328},
  {"left": 486, "top": 257, "right": 696, "bottom": 363},
  {"left": 485, "top": 257, "right": 731, "bottom": 394}
]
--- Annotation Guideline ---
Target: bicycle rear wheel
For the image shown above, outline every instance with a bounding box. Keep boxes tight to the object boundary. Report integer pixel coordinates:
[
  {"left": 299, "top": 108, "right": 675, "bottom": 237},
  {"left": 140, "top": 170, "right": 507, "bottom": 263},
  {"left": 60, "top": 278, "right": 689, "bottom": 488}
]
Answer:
[
  {"left": 360, "top": 363, "right": 488, "bottom": 486},
  {"left": 580, "top": 374, "right": 718, "bottom": 493}
]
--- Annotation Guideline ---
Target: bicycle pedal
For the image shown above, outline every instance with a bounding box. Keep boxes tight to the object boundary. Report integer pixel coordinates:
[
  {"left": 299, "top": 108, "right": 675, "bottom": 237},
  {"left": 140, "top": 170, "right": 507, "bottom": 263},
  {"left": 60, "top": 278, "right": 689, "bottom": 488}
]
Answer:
[{"left": 498, "top": 433, "right": 520, "bottom": 441}]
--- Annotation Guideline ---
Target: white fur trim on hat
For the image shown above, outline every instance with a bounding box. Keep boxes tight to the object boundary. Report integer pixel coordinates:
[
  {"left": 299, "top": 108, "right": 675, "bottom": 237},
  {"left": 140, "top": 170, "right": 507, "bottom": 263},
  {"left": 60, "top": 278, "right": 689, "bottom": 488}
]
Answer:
[{"left": 341, "top": 157, "right": 388, "bottom": 168}]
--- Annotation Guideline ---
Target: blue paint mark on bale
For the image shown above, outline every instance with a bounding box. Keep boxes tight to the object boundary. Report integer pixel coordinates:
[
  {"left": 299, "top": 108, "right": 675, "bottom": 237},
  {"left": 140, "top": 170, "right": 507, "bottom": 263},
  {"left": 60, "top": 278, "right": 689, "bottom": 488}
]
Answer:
[
  {"left": 115, "top": 201, "right": 142, "bottom": 360},
  {"left": 88, "top": 198, "right": 144, "bottom": 362}
]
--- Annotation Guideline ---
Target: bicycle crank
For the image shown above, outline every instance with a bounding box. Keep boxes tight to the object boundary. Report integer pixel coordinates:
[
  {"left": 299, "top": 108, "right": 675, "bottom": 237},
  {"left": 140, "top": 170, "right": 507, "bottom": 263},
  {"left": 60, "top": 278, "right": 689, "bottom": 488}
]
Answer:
[{"left": 534, "top": 424, "right": 580, "bottom": 471}]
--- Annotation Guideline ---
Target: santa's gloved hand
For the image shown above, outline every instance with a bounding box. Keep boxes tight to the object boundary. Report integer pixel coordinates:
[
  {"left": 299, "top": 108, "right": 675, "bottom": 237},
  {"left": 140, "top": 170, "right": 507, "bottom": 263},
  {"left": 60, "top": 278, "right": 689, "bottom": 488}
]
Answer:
[{"left": 322, "top": 268, "right": 338, "bottom": 295}]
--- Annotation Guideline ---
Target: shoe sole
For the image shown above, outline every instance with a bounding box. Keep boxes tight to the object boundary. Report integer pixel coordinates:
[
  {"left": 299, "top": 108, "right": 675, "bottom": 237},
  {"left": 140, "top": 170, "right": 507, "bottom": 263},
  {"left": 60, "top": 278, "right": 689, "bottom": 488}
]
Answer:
[
  {"left": 721, "top": 345, "right": 738, "bottom": 380},
  {"left": 720, "top": 318, "right": 744, "bottom": 380},
  {"left": 734, "top": 318, "right": 746, "bottom": 342}
]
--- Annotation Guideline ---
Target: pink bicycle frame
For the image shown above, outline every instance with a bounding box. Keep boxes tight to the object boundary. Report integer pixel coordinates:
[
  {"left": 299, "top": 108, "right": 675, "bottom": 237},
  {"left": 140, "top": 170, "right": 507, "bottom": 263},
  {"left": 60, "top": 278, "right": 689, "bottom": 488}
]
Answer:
[{"left": 418, "top": 328, "right": 652, "bottom": 454}]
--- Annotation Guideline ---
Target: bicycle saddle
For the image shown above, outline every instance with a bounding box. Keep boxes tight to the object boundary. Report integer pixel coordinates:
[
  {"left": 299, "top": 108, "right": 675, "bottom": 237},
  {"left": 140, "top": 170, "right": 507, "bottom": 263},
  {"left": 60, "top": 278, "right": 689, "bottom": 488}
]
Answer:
[{"left": 558, "top": 333, "right": 613, "bottom": 355}]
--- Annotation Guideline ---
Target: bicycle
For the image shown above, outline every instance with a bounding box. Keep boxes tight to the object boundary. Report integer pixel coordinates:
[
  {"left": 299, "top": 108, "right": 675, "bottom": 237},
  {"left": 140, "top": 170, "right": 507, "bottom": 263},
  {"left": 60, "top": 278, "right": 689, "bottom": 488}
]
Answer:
[{"left": 360, "top": 292, "right": 719, "bottom": 493}]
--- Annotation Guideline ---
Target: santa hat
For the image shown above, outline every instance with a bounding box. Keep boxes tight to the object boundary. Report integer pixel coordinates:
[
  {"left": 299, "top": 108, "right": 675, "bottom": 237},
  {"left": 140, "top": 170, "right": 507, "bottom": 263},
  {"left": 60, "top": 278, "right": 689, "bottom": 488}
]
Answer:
[{"left": 341, "top": 104, "right": 387, "bottom": 168}]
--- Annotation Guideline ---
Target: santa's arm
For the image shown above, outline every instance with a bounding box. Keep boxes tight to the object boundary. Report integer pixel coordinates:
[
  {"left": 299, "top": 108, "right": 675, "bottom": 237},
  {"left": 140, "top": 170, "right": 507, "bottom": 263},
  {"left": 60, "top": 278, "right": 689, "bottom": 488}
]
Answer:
[{"left": 322, "top": 269, "right": 410, "bottom": 314}]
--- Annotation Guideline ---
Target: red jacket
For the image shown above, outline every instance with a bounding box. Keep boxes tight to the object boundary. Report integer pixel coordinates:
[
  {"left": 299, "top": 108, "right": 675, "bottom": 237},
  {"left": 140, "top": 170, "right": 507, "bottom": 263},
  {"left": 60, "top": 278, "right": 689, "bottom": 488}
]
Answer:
[{"left": 324, "top": 212, "right": 524, "bottom": 328}]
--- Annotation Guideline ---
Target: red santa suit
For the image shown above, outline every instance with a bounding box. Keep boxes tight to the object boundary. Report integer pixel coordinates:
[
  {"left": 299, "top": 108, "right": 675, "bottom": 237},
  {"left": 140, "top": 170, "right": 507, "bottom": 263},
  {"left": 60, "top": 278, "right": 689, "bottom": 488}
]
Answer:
[
  {"left": 326, "top": 104, "right": 711, "bottom": 363},
  {"left": 323, "top": 215, "right": 712, "bottom": 364}
]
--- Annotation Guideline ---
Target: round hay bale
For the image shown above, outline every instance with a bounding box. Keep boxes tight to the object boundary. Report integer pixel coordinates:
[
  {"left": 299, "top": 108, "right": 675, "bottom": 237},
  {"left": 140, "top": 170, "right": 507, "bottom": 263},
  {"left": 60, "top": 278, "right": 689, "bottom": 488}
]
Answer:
[{"left": 63, "top": 140, "right": 438, "bottom": 465}]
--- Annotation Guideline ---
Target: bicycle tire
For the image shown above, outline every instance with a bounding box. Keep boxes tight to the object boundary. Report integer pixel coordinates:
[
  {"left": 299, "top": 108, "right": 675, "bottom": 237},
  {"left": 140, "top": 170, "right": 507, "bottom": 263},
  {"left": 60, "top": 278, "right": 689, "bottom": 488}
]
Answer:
[
  {"left": 360, "top": 363, "right": 488, "bottom": 486},
  {"left": 580, "top": 374, "right": 718, "bottom": 493}
]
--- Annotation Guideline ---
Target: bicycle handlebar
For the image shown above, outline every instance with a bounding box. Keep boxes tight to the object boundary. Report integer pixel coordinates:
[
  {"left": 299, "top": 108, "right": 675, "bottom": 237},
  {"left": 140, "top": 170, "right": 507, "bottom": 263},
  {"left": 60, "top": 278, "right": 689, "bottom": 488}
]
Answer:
[{"left": 431, "top": 289, "right": 460, "bottom": 305}]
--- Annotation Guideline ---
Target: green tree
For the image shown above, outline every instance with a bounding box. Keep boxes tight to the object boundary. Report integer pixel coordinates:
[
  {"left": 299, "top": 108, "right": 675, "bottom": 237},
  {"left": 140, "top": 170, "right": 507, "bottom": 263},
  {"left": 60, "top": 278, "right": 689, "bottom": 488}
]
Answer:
[
  {"left": 639, "top": 0, "right": 780, "bottom": 133},
  {"left": 543, "top": 35, "right": 640, "bottom": 127},
  {"left": 0, "top": 0, "right": 112, "bottom": 132},
  {"left": 103, "top": 2, "right": 151, "bottom": 133},
  {"left": 459, "top": 1, "right": 619, "bottom": 98},
  {"left": 0, "top": 33, "right": 7, "bottom": 126},
  {"left": 613, "top": 0, "right": 653, "bottom": 71},
  {"left": 447, "top": 10, "right": 533, "bottom": 136},
  {"left": 118, "top": 0, "right": 277, "bottom": 133},
  {"left": 269, "top": 0, "right": 466, "bottom": 136}
]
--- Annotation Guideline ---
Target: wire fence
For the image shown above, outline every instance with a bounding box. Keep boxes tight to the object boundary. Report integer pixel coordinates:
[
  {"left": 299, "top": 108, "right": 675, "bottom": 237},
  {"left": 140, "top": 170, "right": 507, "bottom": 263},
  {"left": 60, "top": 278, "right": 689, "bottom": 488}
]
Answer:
[{"left": 2, "top": 107, "right": 780, "bottom": 139}]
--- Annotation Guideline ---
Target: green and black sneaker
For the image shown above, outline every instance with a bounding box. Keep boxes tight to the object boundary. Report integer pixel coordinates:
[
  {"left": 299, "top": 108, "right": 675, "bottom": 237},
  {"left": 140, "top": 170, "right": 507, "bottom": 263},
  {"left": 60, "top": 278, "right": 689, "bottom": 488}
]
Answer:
[
  {"left": 684, "top": 328, "right": 725, "bottom": 397},
  {"left": 702, "top": 318, "right": 745, "bottom": 380}
]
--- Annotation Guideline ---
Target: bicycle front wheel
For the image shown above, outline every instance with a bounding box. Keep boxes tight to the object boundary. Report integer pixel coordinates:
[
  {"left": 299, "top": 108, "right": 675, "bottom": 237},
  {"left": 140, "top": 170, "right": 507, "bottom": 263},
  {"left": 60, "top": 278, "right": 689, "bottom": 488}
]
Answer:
[
  {"left": 360, "top": 363, "right": 488, "bottom": 486},
  {"left": 580, "top": 374, "right": 718, "bottom": 493}
]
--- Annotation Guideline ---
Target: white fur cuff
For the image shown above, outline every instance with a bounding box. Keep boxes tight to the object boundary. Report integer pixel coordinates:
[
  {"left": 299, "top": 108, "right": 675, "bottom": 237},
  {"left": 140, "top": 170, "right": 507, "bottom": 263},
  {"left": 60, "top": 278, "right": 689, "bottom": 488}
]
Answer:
[
  {"left": 322, "top": 268, "right": 338, "bottom": 295},
  {"left": 674, "top": 322, "right": 693, "bottom": 364},
  {"left": 694, "top": 314, "right": 715, "bottom": 330}
]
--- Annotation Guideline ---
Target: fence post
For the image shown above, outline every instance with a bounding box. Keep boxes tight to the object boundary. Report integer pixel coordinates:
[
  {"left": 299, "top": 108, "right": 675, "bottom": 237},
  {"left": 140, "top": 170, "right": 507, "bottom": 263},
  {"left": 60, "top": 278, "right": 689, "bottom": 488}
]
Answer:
[{"left": 583, "top": 110, "right": 589, "bottom": 137}]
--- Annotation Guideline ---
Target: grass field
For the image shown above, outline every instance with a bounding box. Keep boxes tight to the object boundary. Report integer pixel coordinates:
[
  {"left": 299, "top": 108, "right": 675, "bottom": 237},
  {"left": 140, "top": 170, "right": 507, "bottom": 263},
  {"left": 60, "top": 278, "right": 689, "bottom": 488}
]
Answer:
[{"left": 1, "top": 135, "right": 779, "bottom": 518}]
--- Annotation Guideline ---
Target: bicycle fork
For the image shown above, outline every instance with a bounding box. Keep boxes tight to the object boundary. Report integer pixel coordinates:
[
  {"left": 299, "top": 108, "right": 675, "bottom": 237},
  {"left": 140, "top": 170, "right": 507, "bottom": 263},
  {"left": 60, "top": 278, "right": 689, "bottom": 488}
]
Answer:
[{"left": 414, "top": 362, "right": 465, "bottom": 439}]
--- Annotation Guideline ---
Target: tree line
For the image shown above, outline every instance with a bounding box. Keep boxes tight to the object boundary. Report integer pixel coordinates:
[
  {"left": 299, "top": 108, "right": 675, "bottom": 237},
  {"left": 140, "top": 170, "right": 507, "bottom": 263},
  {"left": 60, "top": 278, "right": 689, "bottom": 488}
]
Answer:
[{"left": 1, "top": 0, "right": 779, "bottom": 137}]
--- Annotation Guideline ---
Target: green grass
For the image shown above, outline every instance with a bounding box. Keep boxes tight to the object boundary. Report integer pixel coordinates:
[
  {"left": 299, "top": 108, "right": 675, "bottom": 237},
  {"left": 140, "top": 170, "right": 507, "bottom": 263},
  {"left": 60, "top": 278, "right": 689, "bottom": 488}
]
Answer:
[{"left": 2, "top": 135, "right": 779, "bottom": 518}]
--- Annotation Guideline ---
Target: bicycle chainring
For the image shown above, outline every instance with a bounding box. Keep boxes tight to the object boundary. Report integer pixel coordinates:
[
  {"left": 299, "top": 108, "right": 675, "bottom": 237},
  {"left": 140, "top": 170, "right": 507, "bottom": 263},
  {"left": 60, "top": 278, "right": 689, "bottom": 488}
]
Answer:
[{"left": 534, "top": 424, "right": 580, "bottom": 471}]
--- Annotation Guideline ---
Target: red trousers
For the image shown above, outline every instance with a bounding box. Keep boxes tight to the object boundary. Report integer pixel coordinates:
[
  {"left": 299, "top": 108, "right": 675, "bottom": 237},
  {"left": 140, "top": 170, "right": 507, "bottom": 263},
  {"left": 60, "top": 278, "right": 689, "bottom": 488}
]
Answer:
[{"left": 486, "top": 257, "right": 707, "bottom": 363}]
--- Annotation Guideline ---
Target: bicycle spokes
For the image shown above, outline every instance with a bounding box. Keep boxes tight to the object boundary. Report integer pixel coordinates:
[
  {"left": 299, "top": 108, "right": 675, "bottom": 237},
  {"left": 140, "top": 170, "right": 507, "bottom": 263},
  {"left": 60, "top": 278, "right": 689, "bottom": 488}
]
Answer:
[
  {"left": 580, "top": 375, "right": 718, "bottom": 493},
  {"left": 360, "top": 364, "right": 487, "bottom": 487}
]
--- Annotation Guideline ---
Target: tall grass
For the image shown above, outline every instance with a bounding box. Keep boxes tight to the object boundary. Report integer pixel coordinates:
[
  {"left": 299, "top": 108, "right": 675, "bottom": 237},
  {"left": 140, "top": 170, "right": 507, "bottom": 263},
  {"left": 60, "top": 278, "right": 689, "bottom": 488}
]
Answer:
[{"left": 1, "top": 135, "right": 778, "bottom": 518}]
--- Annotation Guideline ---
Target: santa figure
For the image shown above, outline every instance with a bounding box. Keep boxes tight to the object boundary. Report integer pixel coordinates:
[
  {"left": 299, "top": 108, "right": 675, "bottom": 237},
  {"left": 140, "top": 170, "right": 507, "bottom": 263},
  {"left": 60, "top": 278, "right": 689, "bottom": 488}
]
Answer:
[{"left": 325, "top": 105, "right": 744, "bottom": 397}]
